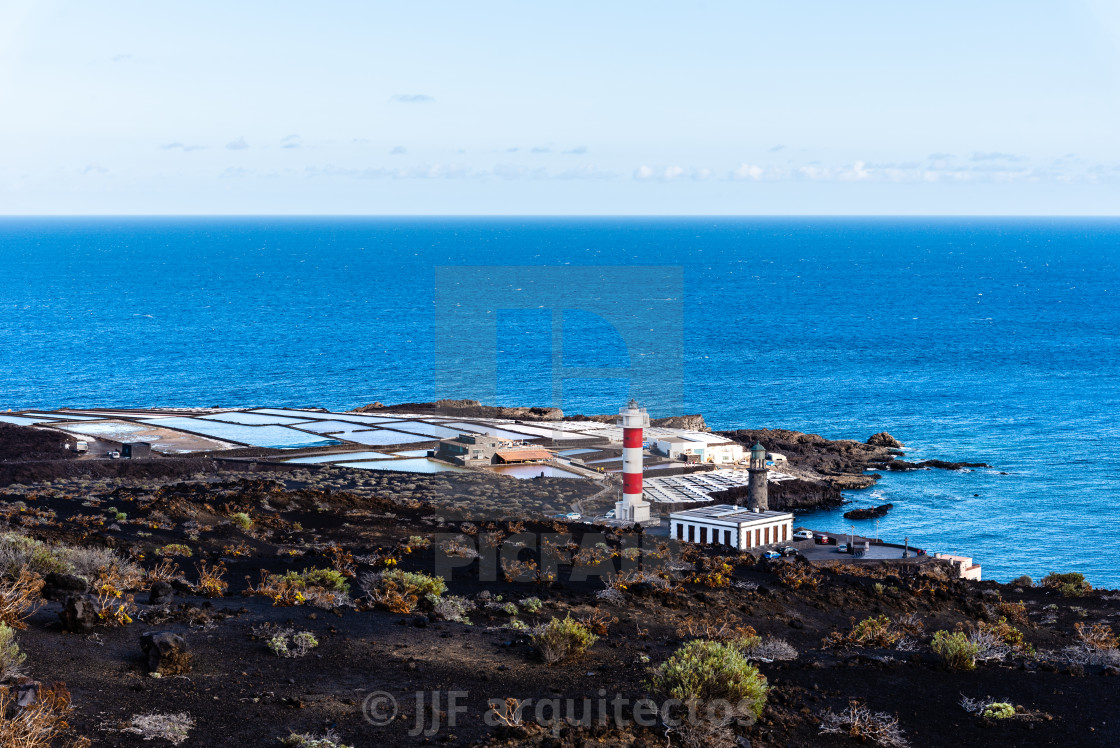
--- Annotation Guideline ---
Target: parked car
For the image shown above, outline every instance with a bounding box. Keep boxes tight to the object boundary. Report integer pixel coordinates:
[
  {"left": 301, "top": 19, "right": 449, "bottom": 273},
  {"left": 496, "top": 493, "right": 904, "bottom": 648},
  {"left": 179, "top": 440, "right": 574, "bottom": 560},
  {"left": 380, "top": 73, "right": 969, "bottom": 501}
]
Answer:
[
  {"left": 604, "top": 509, "right": 616, "bottom": 519},
  {"left": 779, "top": 546, "right": 798, "bottom": 557},
  {"left": 564, "top": 512, "right": 582, "bottom": 521},
  {"left": 815, "top": 535, "right": 836, "bottom": 545},
  {"left": 762, "top": 550, "right": 781, "bottom": 560},
  {"left": 837, "top": 544, "right": 849, "bottom": 553},
  {"left": 793, "top": 530, "right": 814, "bottom": 540}
]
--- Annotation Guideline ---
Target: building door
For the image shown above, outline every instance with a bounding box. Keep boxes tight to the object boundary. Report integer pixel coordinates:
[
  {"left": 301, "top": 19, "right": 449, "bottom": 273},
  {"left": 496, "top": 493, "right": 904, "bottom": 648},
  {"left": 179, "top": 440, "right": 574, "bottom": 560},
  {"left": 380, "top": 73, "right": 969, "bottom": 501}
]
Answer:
[
  {"left": 764, "top": 526, "right": 770, "bottom": 545},
  {"left": 699, "top": 527, "right": 707, "bottom": 544},
  {"left": 677, "top": 524, "right": 684, "bottom": 540},
  {"left": 688, "top": 525, "right": 694, "bottom": 542},
  {"left": 724, "top": 530, "right": 731, "bottom": 546}
]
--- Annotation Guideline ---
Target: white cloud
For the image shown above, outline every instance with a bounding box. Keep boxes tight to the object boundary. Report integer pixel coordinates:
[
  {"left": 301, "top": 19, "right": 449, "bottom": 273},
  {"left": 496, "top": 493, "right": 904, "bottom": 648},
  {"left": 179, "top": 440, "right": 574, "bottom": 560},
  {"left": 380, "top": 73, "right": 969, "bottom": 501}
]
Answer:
[
  {"left": 226, "top": 137, "right": 249, "bottom": 151},
  {"left": 634, "top": 165, "right": 710, "bottom": 181},
  {"left": 732, "top": 163, "right": 765, "bottom": 180}
]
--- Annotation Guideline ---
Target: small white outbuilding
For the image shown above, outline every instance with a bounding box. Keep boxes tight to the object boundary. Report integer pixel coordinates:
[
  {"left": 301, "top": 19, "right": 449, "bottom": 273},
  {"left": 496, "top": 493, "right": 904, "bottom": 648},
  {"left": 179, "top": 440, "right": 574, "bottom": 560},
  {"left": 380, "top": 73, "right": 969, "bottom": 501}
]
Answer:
[{"left": 669, "top": 504, "right": 794, "bottom": 550}]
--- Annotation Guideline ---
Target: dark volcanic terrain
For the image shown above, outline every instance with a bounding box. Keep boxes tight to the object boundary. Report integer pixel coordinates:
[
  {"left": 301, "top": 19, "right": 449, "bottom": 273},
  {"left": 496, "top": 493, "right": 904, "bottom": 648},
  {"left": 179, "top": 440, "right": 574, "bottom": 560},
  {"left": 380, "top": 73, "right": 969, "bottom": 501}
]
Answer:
[{"left": 0, "top": 422, "right": 1115, "bottom": 748}]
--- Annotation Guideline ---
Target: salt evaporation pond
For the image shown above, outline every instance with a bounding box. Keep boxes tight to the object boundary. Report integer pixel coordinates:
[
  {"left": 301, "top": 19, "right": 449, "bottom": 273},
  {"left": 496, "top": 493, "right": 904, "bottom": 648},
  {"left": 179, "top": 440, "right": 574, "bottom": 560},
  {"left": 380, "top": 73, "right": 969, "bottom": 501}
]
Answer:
[
  {"left": 442, "top": 422, "right": 538, "bottom": 440},
  {"left": 490, "top": 464, "right": 584, "bottom": 479},
  {"left": 139, "top": 417, "right": 339, "bottom": 449},
  {"left": 200, "top": 412, "right": 311, "bottom": 426},
  {"left": 285, "top": 451, "right": 393, "bottom": 464},
  {"left": 57, "top": 421, "right": 150, "bottom": 439},
  {"left": 333, "top": 458, "right": 470, "bottom": 473},
  {"left": 338, "top": 430, "right": 433, "bottom": 446},
  {"left": 0, "top": 414, "right": 54, "bottom": 425},
  {"left": 250, "top": 409, "right": 402, "bottom": 424}
]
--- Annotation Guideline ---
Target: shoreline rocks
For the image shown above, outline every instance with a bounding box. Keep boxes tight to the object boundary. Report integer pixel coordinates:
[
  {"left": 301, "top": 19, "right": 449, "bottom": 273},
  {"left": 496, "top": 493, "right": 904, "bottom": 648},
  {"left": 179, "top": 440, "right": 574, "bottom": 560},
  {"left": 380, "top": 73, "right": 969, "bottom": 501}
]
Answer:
[
  {"left": 867, "top": 432, "right": 904, "bottom": 448},
  {"left": 844, "top": 503, "right": 893, "bottom": 520}
]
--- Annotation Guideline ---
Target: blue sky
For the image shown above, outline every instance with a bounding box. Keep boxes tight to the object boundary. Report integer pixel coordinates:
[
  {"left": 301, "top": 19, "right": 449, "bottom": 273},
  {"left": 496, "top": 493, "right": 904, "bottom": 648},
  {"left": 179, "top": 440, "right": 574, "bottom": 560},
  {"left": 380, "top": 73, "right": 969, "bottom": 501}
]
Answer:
[{"left": 2, "top": 0, "right": 1120, "bottom": 214}]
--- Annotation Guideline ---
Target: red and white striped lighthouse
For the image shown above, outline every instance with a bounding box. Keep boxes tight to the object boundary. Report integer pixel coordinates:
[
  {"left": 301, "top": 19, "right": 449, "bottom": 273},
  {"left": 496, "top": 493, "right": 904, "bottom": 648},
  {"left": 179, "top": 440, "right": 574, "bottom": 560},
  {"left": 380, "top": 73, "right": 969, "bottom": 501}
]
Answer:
[{"left": 615, "top": 399, "right": 652, "bottom": 523}]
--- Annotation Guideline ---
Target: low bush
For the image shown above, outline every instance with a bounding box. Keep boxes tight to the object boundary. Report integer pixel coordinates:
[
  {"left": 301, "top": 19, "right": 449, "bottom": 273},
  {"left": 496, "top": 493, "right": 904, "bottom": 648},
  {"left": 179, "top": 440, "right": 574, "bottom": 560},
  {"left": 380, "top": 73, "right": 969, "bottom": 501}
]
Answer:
[
  {"left": 1074, "top": 622, "right": 1118, "bottom": 651},
  {"left": 531, "top": 615, "right": 599, "bottom": 665},
  {"left": 519, "top": 596, "right": 543, "bottom": 613},
  {"left": 122, "top": 712, "right": 194, "bottom": 745},
  {"left": 931, "top": 630, "right": 980, "bottom": 670},
  {"left": 982, "top": 702, "right": 1016, "bottom": 720},
  {"left": 158, "top": 544, "right": 193, "bottom": 558},
  {"left": 0, "top": 533, "right": 70, "bottom": 579},
  {"left": 229, "top": 512, "right": 253, "bottom": 531},
  {"left": 0, "top": 623, "right": 26, "bottom": 680},
  {"left": 246, "top": 568, "right": 351, "bottom": 609},
  {"left": 192, "top": 561, "right": 229, "bottom": 598},
  {"left": 1041, "top": 572, "right": 1091, "bottom": 597},
  {"left": 824, "top": 614, "right": 922, "bottom": 650},
  {"left": 743, "top": 637, "right": 798, "bottom": 661},
  {"left": 267, "top": 630, "right": 319, "bottom": 658},
  {"left": 280, "top": 731, "right": 353, "bottom": 748},
  {"left": 996, "top": 599, "right": 1029, "bottom": 626},
  {"left": 91, "top": 570, "right": 134, "bottom": 627},
  {"left": 0, "top": 681, "right": 81, "bottom": 748},
  {"left": 1009, "top": 575, "right": 1033, "bottom": 588},
  {"left": 820, "top": 700, "right": 910, "bottom": 748},
  {"left": 362, "top": 569, "right": 445, "bottom": 614},
  {"left": 431, "top": 595, "right": 474, "bottom": 624},
  {"left": 0, "top": 568, "right": 45, "bottom": 629},
  {"left": 677, "top": 613, "right": 759, "bottom": 648},
  {"left": 649, "top": 639, "right": 768, "bottom": 726}
]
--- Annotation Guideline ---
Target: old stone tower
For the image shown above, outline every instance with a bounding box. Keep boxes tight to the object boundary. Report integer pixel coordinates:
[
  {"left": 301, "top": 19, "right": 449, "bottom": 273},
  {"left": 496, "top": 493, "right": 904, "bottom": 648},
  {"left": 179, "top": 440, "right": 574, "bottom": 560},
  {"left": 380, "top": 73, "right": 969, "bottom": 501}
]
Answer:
[{"left": 747, "top": 442, "right": 768, "bottom": 511}]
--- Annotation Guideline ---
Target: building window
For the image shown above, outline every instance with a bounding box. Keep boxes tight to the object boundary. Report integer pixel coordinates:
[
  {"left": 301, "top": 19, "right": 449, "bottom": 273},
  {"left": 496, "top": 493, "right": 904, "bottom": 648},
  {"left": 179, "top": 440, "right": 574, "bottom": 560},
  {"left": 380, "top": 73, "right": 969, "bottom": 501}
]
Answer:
[{"left": 764, "top": 526, "right": 770, "bottom": 545}]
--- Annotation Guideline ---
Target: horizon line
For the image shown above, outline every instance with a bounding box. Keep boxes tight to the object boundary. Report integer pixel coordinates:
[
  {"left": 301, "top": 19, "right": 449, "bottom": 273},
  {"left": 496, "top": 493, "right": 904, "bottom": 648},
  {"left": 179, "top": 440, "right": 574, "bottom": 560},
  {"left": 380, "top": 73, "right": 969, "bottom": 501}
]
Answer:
[{"left": 2, "top": 213, "right": 1120, "bottom": 219}]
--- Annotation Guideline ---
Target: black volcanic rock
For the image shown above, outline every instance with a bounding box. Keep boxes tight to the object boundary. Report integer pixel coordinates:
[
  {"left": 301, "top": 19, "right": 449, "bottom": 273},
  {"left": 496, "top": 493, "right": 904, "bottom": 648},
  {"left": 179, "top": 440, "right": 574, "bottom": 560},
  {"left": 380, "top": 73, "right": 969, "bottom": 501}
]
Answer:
[
  {"left": 844, "top": 503, "right": 893, "bottom": 520},
  {"left": 884, "top": 459, "right": 990, "bottom": 471},
  {"left": 867, "top": 432, "right": 904, "bottom": 448}
]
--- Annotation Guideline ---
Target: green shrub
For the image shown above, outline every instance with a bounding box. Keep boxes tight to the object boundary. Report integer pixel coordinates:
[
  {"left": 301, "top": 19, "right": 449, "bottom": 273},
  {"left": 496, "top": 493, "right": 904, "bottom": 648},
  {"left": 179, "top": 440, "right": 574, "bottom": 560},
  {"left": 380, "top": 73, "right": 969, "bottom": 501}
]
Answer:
[
  {"left": 0, "top": 533, "right": 70, "bottom": 578},
  {"left": 283, "top": 568, "right": 350, "bottom": 594},
  {"left": 1041, "top": 572, "right": 1091, "bottom": 597},
  {"left": 158, "top": 544, "right": 193, "bottom": 558},
  {"left": 932, "top": 630, "right": 980, "bottom": 671},
  {"left": 380, "top": 569, "right": 445, "bottom": 598},
  {"left": 850, "top": 615, "right": 902, "bottom": 648},
  {"left": 649, "top": 639, "right": 768, "bottom": 725},
  {"left": 0, "top": 622, "right": 26, "bottom": 679},
  {"left": 229, "top": 512, "right": 253, "bottom": 530},
  {"left": 519, "top": 596, "right": 543, "bottom": 613},
  {"left": 531, "top": 615, "right": 599, "bottom": 665},
  {"left": 267, "top": 630, "right": 319, "bottom": 658},
  {"left": 983, "top": 702, "right": 1015, "bottom": 719},
  {"left": 1009, "top": 575, "right": 1033, "bottom": 588}
]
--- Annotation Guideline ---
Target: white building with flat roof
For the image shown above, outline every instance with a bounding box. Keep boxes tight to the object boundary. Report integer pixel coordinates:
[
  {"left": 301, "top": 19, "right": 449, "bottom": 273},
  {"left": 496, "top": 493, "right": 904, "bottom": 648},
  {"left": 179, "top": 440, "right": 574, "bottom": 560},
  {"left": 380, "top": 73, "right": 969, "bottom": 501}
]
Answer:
[
  {"left": 652, "top": 435, "right": 744, "bottom": 464},
  {"left": 669, "top": 504, "right": 794, "bottom": 550}
]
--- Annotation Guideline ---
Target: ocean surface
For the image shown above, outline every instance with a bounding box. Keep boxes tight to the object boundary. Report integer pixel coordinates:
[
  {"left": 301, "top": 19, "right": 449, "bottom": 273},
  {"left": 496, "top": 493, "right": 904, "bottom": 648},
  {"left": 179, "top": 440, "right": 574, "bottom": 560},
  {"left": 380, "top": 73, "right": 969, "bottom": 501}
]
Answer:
[{"left": 1, "top": 217, "right": 1117, "bottom": 587}]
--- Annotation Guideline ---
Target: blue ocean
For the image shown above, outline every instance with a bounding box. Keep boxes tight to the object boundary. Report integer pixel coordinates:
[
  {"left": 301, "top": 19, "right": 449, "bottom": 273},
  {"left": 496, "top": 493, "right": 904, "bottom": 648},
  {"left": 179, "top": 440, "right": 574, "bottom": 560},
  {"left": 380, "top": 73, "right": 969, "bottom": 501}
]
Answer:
[{"left": 2, "top": 217, "right": 1117, "bottom": 587}]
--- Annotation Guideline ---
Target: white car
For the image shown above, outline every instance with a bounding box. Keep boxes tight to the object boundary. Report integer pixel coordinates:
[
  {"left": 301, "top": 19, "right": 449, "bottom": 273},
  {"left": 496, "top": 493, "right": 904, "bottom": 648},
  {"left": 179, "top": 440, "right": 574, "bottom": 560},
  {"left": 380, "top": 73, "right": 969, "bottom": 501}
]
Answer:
[
  {"left": 793, "top": 530, "right": 814, "bottom": 540},
  {"left": 837, "top": 544, "right": 849, "bottom": 553}
]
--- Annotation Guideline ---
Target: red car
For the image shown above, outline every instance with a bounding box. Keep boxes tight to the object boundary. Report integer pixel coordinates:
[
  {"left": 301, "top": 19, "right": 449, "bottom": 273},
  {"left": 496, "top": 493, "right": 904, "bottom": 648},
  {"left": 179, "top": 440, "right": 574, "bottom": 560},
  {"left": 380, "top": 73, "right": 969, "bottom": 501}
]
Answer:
[{"left": 814, "top": 535, "right": 837, "bottom": 545}]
